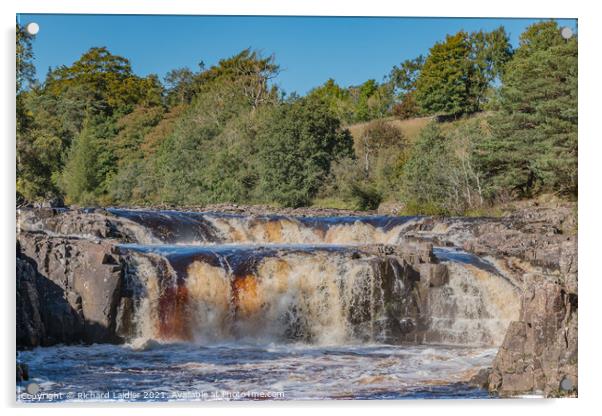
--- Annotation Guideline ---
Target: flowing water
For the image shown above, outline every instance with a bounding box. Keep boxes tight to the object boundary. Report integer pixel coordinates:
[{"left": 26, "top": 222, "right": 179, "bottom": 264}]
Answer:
[
  {"left": 17, "top": 343, "right": 495, "bottom": 402},
  {"left": 17, "top": 209, "right": 520, "bottom": 402}
]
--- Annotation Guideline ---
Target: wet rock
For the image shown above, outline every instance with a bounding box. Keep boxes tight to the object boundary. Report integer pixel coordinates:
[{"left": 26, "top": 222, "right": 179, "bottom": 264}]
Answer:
[
  {"left": 469, "top": 367, "right": 491, "bottom": 389},
  {"left": 16, "top": 254, "right": 45, "bottom": 347},
  {"left": 401, "top": 201, "right": 577, "bottom": 397},
  {"left": 17, "top": 208, "right": 152, "bottom": 244},
  {"left": 424, "top": 263, "right": 449, "bottom": 287},
  {"left": 115, "top": 297, "right": 136, "bottom": 339},
  {"left": 17, "top": 233, "right": 125, "bottom": 347},
  {"left": 16, "top": 362, "right": 29, "bottom": 382},
  {"left": 398, "top": 318, "right": 416, "bottom": 334},
  {"left": 17, "top": 247, "right": 84, "bottom": 348}
]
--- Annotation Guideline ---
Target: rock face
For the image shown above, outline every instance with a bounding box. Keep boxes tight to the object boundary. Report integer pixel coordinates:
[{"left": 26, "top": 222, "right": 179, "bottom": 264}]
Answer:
[
  {"left": 472, "top": 206, "right": 577, "bottom": 397},
  {"left": 487, "top": 274, "right": 577, "bottom": 397},
  {"left": 17, "top": 247, "right": 84, "bottom": 347},
  {"left": 17, "top": 234, "right": 125, "bottom": 347}
]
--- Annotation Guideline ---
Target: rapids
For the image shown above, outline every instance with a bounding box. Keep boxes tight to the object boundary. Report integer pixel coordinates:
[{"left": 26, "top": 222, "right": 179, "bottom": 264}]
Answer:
[{"left": 17, "top": 343, "right": 496, "bottom": 402}]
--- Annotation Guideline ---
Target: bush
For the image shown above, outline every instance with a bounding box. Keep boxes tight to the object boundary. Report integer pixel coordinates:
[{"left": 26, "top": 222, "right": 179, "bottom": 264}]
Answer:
[{"left": 257, "top": 97, "right": 354, "bottom": 207}]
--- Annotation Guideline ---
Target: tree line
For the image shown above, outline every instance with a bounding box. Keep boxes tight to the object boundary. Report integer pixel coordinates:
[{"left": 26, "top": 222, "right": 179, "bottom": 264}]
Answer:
[{"left": 16, "top": 20, "right": 577, "bottom": 213}]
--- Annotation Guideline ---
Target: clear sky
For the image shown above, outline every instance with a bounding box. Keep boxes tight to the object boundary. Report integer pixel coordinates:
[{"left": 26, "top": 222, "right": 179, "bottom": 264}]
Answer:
[{"left": 17, "top": 14, "right": 577, "bottom": 95}]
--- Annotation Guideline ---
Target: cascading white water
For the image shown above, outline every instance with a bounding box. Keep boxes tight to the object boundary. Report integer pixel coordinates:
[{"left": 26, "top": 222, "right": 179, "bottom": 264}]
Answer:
[
  {"left": 112, "top": 209, "right": 520, "bottom": 348},
  {"left": 107, "top": 208, "right": 422, "bottom": 245},
  {"left": 123, "top": 247, "right": 417, "bottom": 346},
  {"left": 422, "top": 262, "right": 520, "bottom": 346}
]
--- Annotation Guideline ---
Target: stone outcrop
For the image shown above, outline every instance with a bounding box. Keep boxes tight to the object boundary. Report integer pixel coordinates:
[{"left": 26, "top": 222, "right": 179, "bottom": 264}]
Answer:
[
  {"left": 487, "top": 274, "right": 577, "bottom": 397},
  {"left": 17, "top": 207, "right": 156, "bottom": 244},
  {"left": 17, "top": 233, "right": 126, "bottom": 348}
]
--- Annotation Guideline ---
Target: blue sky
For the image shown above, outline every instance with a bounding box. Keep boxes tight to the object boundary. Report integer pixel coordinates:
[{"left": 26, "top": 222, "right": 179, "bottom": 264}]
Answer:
[{"left": 17, "top": 14, "right": 577, "bottom": 95}]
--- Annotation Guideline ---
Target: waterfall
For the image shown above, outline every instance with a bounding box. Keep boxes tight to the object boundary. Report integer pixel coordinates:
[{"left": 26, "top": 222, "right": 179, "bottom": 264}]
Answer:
[
  {"left": 107, "top": 208, "right": 421, "bottom": 245},
  {"left": 110, "top": 209, "right": 520, "bottom": 348},
  {"left": 121, "top": 246, "right": 421, "bottom": 346}
]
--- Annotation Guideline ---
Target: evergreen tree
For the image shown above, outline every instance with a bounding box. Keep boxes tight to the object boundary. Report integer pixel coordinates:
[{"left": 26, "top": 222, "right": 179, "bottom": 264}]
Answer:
[
  {"left": 476, "top": 21, "right": 577, "bottom": 197},
  {"left": 415, "top": 29, "right": 512, "bottom": 117},
  {"left": 60, "top": 117, "right": 118, "bottom": 204}
]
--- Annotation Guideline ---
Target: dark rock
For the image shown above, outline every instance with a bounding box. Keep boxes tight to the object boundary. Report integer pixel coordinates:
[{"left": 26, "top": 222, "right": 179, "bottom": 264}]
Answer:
[
  {"left": 16, "top": 362, "right": 29, "bottom": 382},
  {"left": 398, "top": 318, "right": 416, "bottom": 334},
  {"left": 17, "top": 233, "right": 125, "bottom": 347},
  {"left": 488, "top": 278, "right": 578, "bottom": 397},
  {"left": 115, "top": 297, "right": 136, "bottom": 339}
]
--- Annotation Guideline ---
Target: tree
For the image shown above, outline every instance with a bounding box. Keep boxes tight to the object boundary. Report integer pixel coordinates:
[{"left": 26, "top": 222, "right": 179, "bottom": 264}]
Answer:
[
  {"left": 475, "top": 21, "right": 577, "bottom": 198},
  {"left": 392, "top": 91, "right": 419, "bottom": 119},
  {"left": 415, "top": 32, "right": 473, "bottom": 116},
  {"left": 358, "top": 119, "right": 406, "bottom": 179},
  {"left": 389, "top": 56, "right": 424, "bottom": 99},
  {"left": 45, "top": 47, "right": 161, "bottom": 115},
  {"left": 415, "top": 29, "right": 512, "bottom": 117},
  {"left": 352, "top": 80, "right": 393, "bottom": 122},
  {"left": 164, "top": 67, "right": 196, "bottom": 106},
  {"left": 468, "top": 27, "right": 513, "bottom": 111},
  {"left": 196, "top": 49, "right": 280, "bottom": 110},
  {"left": 16, "top": 23, "right": 36, "bottom": 95},
  {"left": 257, "top": 97, "right": 353, "bottom": 207},
  {"left": 307, "top": 79, "right": 355, "bottom": 123},
  {"left": 60, "top": 116, "right": 118, "bottom": 204},
  {"left": 401, "top": 122, "right": 486, "bottom": 214},
  {"left": 388, "top": 55, "right": 424, "bottom": 118},
  {"left": 151, "top": 50, "right": 280, "bottom": 205}
]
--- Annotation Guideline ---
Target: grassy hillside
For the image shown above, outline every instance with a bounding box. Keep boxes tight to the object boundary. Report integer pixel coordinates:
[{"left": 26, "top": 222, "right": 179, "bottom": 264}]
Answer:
[{"left": 346, "top": 112, "right": 489, "bottom": 149}]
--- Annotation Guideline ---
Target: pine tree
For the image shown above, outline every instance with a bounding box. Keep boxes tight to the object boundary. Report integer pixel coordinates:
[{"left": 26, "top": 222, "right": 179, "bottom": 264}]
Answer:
[{"left": 476, "top": 21, "right": 577, "bottom": 197}]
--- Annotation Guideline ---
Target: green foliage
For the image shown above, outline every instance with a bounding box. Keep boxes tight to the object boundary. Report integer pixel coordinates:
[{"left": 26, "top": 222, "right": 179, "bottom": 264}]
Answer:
[
  {"left": 389, "top": 56, "right": 425, "bottom": 99},
  {"left": 401, "top": 121, "right": 487, "bottom": 215},
  {"left": 257, "top": 97, "right": 354, "bottom": 207},
  {"left": 388, "top": 56, "right": 424, "bottom": 119},
  {"left": 16, "top": 23, "right": 35, "bottom": 95},
  {"left": 307, "top": 78, "right": 395, "bottom": 124},
  {"left": 15, "top": 23, "right": 576, "bottom": 214},
  {"left": 415, "top": 32, "right": 473, "bottom": 116},
  {"left": 415, "top": 28, "right": 512, "bottom": 117},
  {"left": 108, "top": 105, "right": 166, "bottom": 203},
  {"left": 164, "top": 67, "right": 196, "bottom": 106},
  {"left": 306, "top": 79, "right": 355, "bottom": 123},
  {"left": 475, "top": 21, "right": 577, "bottom": 198},
  {"left": 320, "top": 120, "right": 406, "bottom": 210},
  {"left": 16, "top": 129, "right": 64, "bottom": 202},
  {"left": 60, "top": 116, "right": 118, "bottom": 204},
  {"left": 45, "top": 47, "right": 161, "bottom": 114},
  {"left": 467, "top": 27, "right": 513, "bottom": 110}
]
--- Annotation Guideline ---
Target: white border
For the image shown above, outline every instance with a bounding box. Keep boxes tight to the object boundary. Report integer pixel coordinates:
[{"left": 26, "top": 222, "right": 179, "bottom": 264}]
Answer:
[{"left": 2, "top": 1, "right": 600, "bottom": 415}]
